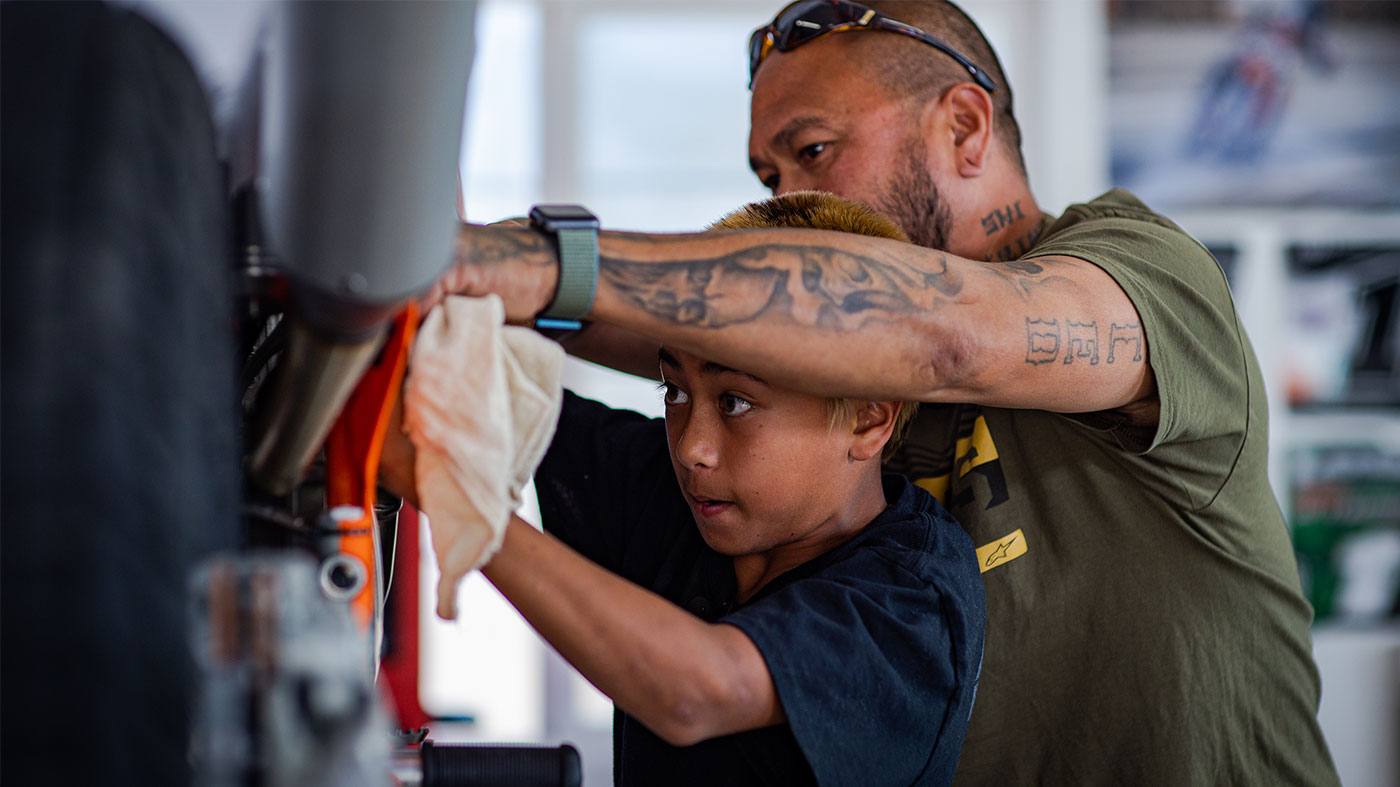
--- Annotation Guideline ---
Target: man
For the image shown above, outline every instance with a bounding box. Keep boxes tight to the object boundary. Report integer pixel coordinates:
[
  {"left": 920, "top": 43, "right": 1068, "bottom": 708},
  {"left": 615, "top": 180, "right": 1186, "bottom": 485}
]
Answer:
[{"left": 437, "top": 1, "right": 1338, "bottom": 783}]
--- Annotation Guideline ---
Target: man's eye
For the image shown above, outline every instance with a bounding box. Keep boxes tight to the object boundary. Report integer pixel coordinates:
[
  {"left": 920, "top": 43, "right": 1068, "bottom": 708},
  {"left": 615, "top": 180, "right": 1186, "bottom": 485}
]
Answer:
[
  {"left": 797, "top": 142, "right": 826, "bottom": 162},
  {"left": 661, "top": 382, "right": 690, "bottom": 406},
  {"left": 718, "top": 394, "right": 752, "bottom": 417}
]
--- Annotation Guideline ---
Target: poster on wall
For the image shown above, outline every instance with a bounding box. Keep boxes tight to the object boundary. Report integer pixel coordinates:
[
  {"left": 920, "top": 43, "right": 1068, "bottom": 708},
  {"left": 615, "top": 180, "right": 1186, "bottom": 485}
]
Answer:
[{"left": 1108, "top": 0, "right": 1400, "bottom": 208}]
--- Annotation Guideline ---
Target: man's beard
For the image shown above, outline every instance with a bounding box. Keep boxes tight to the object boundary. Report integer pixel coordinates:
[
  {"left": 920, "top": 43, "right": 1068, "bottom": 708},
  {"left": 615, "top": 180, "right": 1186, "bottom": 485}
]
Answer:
[{"left": 874, "top": 139, "right": 953, "bottom": 250}]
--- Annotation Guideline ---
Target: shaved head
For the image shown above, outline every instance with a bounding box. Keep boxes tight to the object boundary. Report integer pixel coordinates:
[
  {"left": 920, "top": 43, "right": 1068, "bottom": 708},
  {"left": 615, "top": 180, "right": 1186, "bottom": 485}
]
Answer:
[{"left": 847, "top": 1, "right": 1025, "bottom": 175}]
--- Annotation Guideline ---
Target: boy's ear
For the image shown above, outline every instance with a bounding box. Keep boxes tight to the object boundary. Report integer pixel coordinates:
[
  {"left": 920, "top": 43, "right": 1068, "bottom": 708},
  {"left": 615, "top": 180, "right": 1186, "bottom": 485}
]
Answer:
[{"left": 848, "top": 401, "right": 899, "bottom": 463}]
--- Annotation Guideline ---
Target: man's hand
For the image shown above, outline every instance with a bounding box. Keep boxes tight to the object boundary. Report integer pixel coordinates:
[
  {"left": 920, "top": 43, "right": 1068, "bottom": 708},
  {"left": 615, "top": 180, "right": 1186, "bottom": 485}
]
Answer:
[{"left": 420, "top": 223, "right": 559, "bottom": 323}]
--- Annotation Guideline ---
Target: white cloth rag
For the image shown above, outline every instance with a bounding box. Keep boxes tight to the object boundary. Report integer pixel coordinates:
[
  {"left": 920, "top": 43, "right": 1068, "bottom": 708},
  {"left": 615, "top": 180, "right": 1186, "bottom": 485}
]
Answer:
[{"left": 402, "top": 294, "right": 564, "bottom": 620}]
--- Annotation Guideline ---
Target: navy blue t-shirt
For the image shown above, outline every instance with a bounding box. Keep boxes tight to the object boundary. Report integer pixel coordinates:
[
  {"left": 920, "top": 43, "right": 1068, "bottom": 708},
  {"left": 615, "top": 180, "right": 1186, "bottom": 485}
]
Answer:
[{"left": 535, "top": 391, "right": 985, "bottom": 786}]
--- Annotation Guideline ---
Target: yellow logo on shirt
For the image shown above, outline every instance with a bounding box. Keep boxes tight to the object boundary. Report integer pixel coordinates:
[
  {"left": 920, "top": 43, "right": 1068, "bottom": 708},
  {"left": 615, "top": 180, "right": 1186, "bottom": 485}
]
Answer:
[
  {"left": 976, "top": 529, "right": 1027, "bottom": 573},
  {"left": 913, "top": 414, "right": 1007, "bottom": 509}
]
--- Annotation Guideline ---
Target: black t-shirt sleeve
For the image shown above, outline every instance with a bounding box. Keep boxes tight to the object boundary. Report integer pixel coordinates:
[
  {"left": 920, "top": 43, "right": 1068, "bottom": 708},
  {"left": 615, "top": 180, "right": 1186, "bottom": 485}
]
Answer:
[
  {"left": 533, "top": 390, "right": 681, "bottom": 576},
  {"left": 721, "top": 505, "right": 984, "bottom": 786}
]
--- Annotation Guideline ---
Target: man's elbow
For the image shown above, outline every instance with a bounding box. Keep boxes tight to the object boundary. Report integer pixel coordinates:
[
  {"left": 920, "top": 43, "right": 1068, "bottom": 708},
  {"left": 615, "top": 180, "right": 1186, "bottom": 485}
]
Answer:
[{"left": 914, "top": 321, "right": 982, "bottom": 400}]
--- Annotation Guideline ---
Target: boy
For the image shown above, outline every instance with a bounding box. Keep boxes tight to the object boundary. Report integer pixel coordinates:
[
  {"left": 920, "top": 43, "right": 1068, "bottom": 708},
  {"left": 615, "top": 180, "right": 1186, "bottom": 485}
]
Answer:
[{"left": 398, "top": 194, "right": 985, "bottom": 785}]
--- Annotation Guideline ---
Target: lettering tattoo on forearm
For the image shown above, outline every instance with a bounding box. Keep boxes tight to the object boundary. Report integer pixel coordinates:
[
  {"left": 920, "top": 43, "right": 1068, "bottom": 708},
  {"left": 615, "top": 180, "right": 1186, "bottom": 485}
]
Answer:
[
  {"left": 1107, "top": 322, "right": 1144, "bottom": 363},
  {"left": 1065, "top": 320, "right": 1100, "bottom": 364},
  {"left": 1025, "top": 318, "right": 1060, "bottom": 364},
  {"left": 1024, "top": 317, "right": 1141, "bottom": 366},
  {"left": 600, "top": 243, "right": 962, "bottom": 330}
]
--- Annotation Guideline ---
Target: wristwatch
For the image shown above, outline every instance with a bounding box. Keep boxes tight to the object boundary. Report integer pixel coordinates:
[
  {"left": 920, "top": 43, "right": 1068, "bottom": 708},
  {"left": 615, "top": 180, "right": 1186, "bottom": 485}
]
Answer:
[{"left": 529, "top": 204, "right": 599, "bottom": 327}]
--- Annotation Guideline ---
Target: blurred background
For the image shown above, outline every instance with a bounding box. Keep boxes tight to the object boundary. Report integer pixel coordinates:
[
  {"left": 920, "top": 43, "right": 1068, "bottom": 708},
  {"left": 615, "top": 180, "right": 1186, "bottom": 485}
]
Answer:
[{"left": 142, "top": 1, "right": 1400, "bottom": 785}]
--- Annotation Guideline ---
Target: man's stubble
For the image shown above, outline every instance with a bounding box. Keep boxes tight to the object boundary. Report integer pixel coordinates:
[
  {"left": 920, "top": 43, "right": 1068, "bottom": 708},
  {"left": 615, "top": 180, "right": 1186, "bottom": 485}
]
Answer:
[{"left": 874, "top": 137, "right": 953, "bottom": 251}]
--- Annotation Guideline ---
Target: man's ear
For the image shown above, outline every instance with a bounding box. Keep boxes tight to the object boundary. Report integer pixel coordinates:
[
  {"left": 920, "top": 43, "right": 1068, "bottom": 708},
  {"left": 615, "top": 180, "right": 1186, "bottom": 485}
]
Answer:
[
  {"left": 927, "top": 83, "right": 993, "bottom": 178},
  {"left": 848, "top": 401, "right": 899, "bottom": 463}
]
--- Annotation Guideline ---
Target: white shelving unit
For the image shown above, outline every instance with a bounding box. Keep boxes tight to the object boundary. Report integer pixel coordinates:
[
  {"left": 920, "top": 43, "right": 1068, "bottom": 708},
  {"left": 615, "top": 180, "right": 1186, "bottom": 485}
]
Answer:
[{"left": 1172, "top": 209, "right": 1400, "bottom": 502}]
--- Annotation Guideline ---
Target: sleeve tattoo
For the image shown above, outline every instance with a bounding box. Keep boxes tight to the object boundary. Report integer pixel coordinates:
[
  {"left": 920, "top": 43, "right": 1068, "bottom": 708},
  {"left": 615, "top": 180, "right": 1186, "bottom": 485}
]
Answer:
[{"left": 599, "top": 243, "right": 963, "bottom": 330}]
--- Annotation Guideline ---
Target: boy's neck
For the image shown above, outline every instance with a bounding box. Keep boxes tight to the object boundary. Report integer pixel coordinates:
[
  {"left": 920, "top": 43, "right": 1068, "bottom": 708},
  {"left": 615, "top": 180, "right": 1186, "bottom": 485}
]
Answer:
[{"left": 732, "top": 472, "right": 888, "bottom": 603}]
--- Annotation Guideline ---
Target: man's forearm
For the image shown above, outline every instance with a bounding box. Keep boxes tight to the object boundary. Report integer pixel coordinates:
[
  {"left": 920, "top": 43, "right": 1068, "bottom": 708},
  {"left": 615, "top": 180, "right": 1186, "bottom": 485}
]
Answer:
[
  {"left": 591, "top": 227, "right": 976, "bottom": 400},
  {"left": 451, "top": 222, "right": 970, "bottom": 399},
  {"left": 482, "top": 515, "right": 783, "bottom": 746},
  {"left": 556, "top": 322, "right": 662, "bottom": 381},
  {"left": 450, "top": 222, "right": 1154, "bottom": 414},
  {"left": 439, "top": 226, "right": 559, "bottom": 321}
]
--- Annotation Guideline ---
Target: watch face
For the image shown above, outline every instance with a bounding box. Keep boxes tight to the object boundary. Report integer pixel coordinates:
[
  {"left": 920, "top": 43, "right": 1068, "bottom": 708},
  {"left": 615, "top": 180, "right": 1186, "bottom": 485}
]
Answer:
[{"left": 531, "top": 204, "right": 598, "bottom": 228}]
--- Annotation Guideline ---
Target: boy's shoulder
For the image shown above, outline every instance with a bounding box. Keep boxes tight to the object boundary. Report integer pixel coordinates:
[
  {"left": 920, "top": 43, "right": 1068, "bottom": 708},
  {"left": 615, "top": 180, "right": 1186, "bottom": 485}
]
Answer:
[
  {"left": 752, "top": 474, "right": 979, "bottom": 608},
  {"left": 838, "top": 474, "right": 977, "bottom": 583},
  {"left": 719, "top": 475, "right": 985, "bottom": 787}
]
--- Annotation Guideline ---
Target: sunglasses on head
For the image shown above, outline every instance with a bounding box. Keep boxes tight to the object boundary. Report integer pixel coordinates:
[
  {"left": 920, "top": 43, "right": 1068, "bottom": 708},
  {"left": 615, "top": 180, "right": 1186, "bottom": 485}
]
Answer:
[{"left": 748, "top": 0, "right": 998, "bottom": 93}]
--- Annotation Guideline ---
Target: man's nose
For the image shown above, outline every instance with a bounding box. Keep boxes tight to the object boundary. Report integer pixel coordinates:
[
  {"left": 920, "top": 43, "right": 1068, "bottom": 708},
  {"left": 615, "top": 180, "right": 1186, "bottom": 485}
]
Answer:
[{"left": 774, "top": 171, "right": 815, "bottom": 197}]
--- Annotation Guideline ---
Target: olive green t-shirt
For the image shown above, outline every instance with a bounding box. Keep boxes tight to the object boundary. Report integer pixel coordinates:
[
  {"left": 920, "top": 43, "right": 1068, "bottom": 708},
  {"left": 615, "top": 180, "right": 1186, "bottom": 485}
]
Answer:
[{"left": 886, "top": 189, "right": 1339, "bottom": 785}]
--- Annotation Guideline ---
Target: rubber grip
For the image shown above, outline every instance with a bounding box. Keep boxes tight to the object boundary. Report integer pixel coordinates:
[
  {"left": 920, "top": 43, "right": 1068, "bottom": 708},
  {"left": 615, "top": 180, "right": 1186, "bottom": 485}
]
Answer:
[{"left": 420, "top": 741, "right": 582, "bottom": 787}]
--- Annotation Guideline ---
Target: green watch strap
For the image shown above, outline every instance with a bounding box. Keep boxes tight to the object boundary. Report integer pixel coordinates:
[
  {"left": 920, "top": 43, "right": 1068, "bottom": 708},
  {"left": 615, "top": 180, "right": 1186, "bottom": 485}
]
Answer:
[{"left": 543, "top": 226, "right": 598, "bottom": 321}]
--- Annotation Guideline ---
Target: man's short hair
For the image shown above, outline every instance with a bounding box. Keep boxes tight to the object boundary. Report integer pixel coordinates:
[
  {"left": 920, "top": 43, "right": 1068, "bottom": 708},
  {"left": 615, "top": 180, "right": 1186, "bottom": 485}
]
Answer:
[
  {"left": 710, "top": 191, "right": 919, "bottom": 461},
  {"left": 854, "top": 1, "right": 1025, "bottom": 175}
]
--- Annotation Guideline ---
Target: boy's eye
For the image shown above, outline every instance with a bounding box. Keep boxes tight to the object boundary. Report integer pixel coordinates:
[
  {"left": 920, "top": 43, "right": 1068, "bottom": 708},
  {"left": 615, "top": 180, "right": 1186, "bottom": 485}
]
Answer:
[
  {"left": 661, "top": 382, "right": 690, "bottom": 406},
  {"left": 718, "top": 393, "right": 752, "bottom": 417}
]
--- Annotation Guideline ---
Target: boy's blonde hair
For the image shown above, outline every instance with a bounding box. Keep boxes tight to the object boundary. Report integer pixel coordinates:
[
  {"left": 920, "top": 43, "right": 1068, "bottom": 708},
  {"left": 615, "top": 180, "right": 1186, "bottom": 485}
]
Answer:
[{"left": 709, "top": 191, "right": 920, "bottom": 461}]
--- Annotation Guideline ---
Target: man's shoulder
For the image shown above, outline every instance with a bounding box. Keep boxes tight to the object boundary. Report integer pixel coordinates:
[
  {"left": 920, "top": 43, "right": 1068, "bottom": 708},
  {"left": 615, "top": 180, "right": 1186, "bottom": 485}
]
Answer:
[
  {"left": 1032, "top": 187, "right": 1217, "bottom": 293},
  {"left": 1034, "top": 188, "right": 1198, "bottom": 252}
]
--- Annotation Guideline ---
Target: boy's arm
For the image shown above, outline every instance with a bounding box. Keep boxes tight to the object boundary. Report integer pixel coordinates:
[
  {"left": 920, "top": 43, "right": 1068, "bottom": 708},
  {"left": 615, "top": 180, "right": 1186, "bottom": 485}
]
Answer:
[{"left": 484, "top": 514, "right": 785, "bottom": 746}]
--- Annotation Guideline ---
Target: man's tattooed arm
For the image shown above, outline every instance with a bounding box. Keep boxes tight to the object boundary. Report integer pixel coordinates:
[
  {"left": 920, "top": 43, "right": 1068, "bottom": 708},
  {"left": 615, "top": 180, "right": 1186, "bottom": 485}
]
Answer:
[
  {"left": 439, "top": 226, "right": 560, "bottom": 320},
  {"left": 1024, "top": 317, "right": 1143, "bottom": 366},
  {"left": 455, "top": 226, "right": 553, "bottom": 266},
  {"left": 599, "top": 241, "right": 964, "bottom": 331},
  {"left": 445, "top": 222, "right": 1153, "bottom": 412}
]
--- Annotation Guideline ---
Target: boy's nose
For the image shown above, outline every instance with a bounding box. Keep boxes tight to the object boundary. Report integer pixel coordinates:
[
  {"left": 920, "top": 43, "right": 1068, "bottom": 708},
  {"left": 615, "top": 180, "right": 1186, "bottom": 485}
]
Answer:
[{"left": 675, "top": 413, "right": 720, "bottom": 471}]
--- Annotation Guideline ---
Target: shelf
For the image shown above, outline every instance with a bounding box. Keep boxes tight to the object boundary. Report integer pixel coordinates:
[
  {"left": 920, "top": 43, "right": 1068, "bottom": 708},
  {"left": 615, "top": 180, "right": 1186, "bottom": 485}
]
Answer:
[{"left": 1284, "top": 408, "right": 1400, "bottom": 449}]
